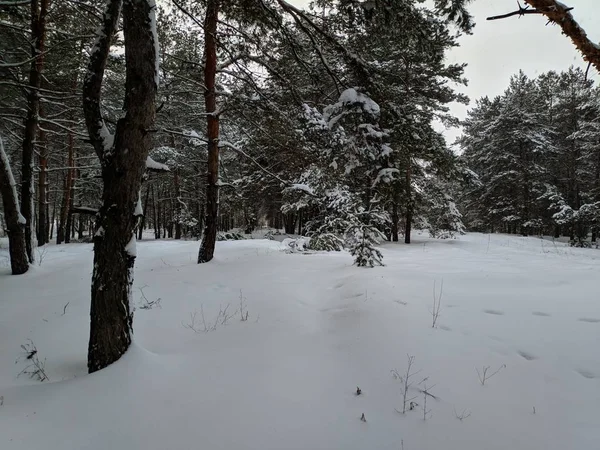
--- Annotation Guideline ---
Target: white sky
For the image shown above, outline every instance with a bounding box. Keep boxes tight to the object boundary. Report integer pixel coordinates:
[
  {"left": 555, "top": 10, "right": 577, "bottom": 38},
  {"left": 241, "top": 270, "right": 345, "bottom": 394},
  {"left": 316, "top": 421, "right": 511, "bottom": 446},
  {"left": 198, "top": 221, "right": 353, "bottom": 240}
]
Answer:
[{"left": 289, "top": 0, "right": 600, "bottom": 144}]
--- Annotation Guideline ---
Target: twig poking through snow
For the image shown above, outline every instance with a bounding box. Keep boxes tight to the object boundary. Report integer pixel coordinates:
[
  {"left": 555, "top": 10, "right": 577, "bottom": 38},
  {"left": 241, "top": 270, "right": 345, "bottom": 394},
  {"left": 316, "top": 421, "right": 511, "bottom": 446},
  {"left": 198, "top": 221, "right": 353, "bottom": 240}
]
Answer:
[
  {"left": 476, "top": 364, "right": 506, "bottom": 385},
  {"left": 422, "top": 383, "right": 433, "bottom": 420},
  {"left": 138, "top": 286, "right": 162, "bottom": 310},
  {"left": 16, "top": 340, "right": 49, "bottom": 382},
  {"left": 454, "top": 408, "right": 471, "bottom": 421},
  {"left": 430, "top": 280, "right": 443, "bottom": 328},
  {"left": 61, "top": 302, "right": 70, "bottom": 316},
  {"left": 392, "top": 354, "right": 422, "bottom": 414},
  {"left": 182, "top": 304, "right": 237, "bottom": 333}
]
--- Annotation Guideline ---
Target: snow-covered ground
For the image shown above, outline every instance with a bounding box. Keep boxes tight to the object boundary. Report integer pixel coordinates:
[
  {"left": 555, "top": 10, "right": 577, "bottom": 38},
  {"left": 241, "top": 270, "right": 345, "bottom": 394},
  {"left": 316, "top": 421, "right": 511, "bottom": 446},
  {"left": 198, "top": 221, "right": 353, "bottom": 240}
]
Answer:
[{"left": 1, "top": 233, "right": 599, "bottom": 450}]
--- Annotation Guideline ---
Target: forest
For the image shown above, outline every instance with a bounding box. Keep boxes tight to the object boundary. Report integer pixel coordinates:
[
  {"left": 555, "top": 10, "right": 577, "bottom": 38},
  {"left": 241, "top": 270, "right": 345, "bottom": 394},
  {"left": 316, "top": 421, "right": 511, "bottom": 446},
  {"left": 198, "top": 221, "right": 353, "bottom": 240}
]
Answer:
[{"left": 1, "top": 1, "right": 599, "bottom": 449}]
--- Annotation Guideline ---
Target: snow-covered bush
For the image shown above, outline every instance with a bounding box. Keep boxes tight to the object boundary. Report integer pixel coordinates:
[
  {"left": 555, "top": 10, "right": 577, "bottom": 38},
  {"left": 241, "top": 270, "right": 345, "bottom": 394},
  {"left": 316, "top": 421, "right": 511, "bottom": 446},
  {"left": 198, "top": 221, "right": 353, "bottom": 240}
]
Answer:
[
  {"left": 281, "top": 237, "right": 311, "bottom": 252},
  {"left": 307, "top": 232, "right": 344, "bottom": 251},
  {"left": 217, "top": 231, "right": 245, "bottom": 241}
]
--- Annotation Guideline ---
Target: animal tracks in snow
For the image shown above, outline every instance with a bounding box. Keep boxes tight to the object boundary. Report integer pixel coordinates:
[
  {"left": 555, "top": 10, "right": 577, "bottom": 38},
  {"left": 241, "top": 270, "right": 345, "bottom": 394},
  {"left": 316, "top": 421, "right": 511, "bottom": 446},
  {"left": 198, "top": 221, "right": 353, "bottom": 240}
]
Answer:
[
  {"left": 575, "top": 368, "right": 598, "bottom": 379},
  {"left": 517, "top": 350, "right": 537, "bottom": 361},
  {"left": 483, "top": 309, "right": 505, "bottom": 316},
  {"left": 577, "top": 317, "right": 600, "bottom": 323}
]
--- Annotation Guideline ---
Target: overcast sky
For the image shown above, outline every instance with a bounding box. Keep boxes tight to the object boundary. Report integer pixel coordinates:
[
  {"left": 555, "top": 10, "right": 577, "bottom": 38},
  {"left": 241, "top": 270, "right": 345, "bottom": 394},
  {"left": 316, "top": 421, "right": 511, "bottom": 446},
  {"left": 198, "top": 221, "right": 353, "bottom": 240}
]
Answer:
[{"left": 289, "top": 0, "right": 600, "bottom": 144}]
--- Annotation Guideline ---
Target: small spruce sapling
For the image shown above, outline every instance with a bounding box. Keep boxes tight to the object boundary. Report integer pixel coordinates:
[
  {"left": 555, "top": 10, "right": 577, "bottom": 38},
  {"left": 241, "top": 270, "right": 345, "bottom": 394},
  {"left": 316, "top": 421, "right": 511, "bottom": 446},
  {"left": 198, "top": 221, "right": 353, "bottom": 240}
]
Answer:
[{"left": 347, "top": 222, "right": 384, "bottom": 267}]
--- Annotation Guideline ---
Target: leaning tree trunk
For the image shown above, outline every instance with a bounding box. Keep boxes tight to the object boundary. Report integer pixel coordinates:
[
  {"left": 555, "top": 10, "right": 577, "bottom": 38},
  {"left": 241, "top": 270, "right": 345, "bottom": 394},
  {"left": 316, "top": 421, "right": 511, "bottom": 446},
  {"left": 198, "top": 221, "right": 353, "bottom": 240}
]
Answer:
[
  {"left": 198, "top": 0, "right": 220, "bottom": 263},
  {"left": 0, "top": 136, "right": 29, "bottom": 275},
  {"left": 21, "top": 0, "right": 49, "bottom": 262},
  {"left": 83, "top": 0, "right": 158, "bottom": 373}
]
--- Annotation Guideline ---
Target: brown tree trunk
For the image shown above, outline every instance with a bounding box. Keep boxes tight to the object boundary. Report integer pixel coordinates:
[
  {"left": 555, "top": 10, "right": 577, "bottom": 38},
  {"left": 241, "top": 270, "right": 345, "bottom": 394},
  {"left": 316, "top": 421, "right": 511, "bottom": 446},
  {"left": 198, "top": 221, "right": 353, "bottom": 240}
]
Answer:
[
  {"left": 49, "top": 183, "right": 57, "bottom": 240},
  {"left": 198, "top": 0, "right": 220, "bottom": 263},
  {"left": 21, "top": 0, "right": 49, "bottom": 262},
  {"left": 83, "top": 0, "right": 158, "bottom": 373},
  {"left": 391, "top": 199, "right": 399, "bottom": 242},
  {"left": 0, "top": 136, "right": 29, "bottom": 275},
  {"left": 37, "top": 104, "right": 48, "bottom": 245},
  {"left": 65, "top": 188, "right": 74, "bottom": 243},
  {"left": 404, "top": 166, "right": 412, "bottom": 244},
  {"left": 174, "top": 168, "right": 182, "bottom": 239},
  {"left": 152, "top": 184, "right": 159, "bottom": 239}
]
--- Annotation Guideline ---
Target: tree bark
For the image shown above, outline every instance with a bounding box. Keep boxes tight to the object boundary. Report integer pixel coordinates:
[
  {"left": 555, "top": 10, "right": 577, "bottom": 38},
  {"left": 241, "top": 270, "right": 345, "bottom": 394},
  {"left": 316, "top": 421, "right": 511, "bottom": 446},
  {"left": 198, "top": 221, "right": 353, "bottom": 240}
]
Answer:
[
  {"left": 83, "top": 0, "right": 158, "bottom": 373},
  {"left": 0, "top": 136, "right": 29, "bottom": 275},
  {"left": 21, "top": 0, "right": 49, "bottom": 262},
  {"left": 391, "top": 199, "right": 399, "bottom": 242},
  {"left": 152, "top": 184, "right": 159, "bottom": 239},
  {"left": 56, "top": 54, "right": 80, "bottom": 244},
  {"left": 174, "top": 168, "right": 182, "bottom": 239},
  {"left": 198, "top": 0, "right": 220, "bottom": 263},
  {"left": 404, "top": 166, "right": 412, "bottom": 244},
  {"left": 37, "top": 104, "right": 48, "bottom": 245}
]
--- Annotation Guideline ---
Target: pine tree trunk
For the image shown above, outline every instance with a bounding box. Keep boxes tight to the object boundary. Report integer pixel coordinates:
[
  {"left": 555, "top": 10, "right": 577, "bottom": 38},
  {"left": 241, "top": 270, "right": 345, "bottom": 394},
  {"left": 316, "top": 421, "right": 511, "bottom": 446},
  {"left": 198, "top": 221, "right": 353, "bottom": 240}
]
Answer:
[
  {"left": 404, "top": 166, "right": 412, "bottom": 244},
  {"left": 78, "top": 215, "right": 84, "bottom": 240},
  {"left": 0, "top": 136, "right": 29, "bottom": 275},
  {"left": 84, "top": 0, "right": 157, "bottom": 373},
  {"left": 152, "top": 184, "right": 159, "bottom": 239},
  {"left": 156, "top": 188, "right": 162, "bottom": 238},
  {"left": 138, "top": 183, "right": 151, "bottom": 240},
  {"left": 37, "top": 104, "right": 48, "bottom": 245},
  {"left": 198, "top": 0, "right": 220, "bottom": 263},
  {"left": 21, "top": 0, "right": 49, "bottom": 262},
  {"left": 174, "top": 168, "right": 182, "bottom": 239},
  {"left": 404, "top": 208, "right": 412, "bottom": 244},
  {"left": 391, "top": 200, "right": 399, "bottom": 242},
  {"left": 49, "top": 186, "right": 57, "bottom": 240},
  {"left": 65, "top": 189, "right": 74, "bottom": 243}
]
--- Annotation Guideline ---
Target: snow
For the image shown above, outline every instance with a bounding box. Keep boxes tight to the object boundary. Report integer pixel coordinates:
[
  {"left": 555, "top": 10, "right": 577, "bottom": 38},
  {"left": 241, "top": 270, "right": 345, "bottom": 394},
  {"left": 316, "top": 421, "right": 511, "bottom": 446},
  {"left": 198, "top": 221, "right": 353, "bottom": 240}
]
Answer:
[
  {"left": 289, "top": 183, "right": 314, "bottom": 195},
  {"left": 98, "top": 122, "right": 114, "bottom": 154},
  {"left": 1, "top": 233, "right": 599, "bottom": 449},
  {"left": 124, "top": 234, "right": 136, "bottom": 257},
  {"left": 337, "top": 88, "right": 380, "bottom": 117},
  {"left": 145, "top": 156, "right": 170, "bottom": 172},
  {"left": 134, "top": 191, "right": 143, "bottom": 216}
]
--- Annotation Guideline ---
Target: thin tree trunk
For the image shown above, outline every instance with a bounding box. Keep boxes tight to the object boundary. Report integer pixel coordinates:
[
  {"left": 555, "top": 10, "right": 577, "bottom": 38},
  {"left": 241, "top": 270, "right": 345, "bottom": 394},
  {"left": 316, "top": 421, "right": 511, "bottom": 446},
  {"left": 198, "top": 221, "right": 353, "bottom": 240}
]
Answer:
[
  {"left": 0, "top": 136, "right": 29, "bottom": 274},
  {"left": 37, "top": 104, "right": 48, "bottom": 245},
  {"left": 405, "top": 166, "right": 412, "bottom": 244},
  {"left": 391, "top": 200, "right": 399, "bottom": 242},
  {"left": 49, "top": 183, "right": 57, "bottom": 240},
  {"left": 198, "top": 0, "right": 220, "bottom": 263},
  {"left": 21, "top": 0, "right": 49, "bottom": 262},
  {"left": 84, "top": 0, "right": 158, "bottom": 373},
  {"left": 174, "top": 169, "right": 182, "bottom": 239},
  {"left": 65, "top": 190, "right": 74, "bottom": 243},
  {"left": 152, "top": 184, "right": 159, "bottom": 238},
  {"left": 138, "top": 182, "right": 151, "bottom": 240}
]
